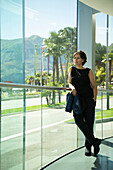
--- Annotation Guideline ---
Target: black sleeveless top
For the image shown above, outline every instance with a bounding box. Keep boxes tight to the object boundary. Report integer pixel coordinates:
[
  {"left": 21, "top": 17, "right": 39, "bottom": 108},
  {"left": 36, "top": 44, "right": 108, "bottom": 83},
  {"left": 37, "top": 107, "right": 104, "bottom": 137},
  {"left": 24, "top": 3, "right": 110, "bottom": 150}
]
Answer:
[{"left": 71, "top": 67, "right": 93, "bottom": 98}]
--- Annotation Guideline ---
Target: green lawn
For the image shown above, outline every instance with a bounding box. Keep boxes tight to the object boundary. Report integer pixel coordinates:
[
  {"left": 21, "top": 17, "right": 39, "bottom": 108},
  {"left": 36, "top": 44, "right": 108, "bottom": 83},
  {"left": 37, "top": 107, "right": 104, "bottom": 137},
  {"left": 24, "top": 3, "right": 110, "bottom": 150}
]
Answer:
[
  {"left": 95, "top": 108, "right": 113, "bottom": 119},
  {"left": 66, "top": 108, "right": 113, "bottom": 123},
  {"left": 97, "top": 94, "right": 113, "bottom": 100},
  {"left": 1, "top": 102, "right": 66, "bottom": 115},
  {"left": 1, "top": 99, "right": 113, "bottom": 122}
]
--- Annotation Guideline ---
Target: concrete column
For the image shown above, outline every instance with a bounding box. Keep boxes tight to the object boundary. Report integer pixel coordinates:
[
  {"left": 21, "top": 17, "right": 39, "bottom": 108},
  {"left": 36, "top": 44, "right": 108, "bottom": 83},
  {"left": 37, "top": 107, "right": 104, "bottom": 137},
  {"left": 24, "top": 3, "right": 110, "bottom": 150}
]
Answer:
[{"left": 77, "top": 1, "right": 94, "bottom": 70}]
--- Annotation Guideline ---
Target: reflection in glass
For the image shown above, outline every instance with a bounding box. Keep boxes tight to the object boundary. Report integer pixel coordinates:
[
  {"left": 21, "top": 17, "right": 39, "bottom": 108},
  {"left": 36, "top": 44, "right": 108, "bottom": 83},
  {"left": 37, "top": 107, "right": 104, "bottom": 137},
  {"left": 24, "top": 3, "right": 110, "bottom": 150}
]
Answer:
[
  {"left": 95, "top": 13, "right": 113, "bottom": 139},
  {"left": 1, "top": 0, "right": 23, "bottom": 83}
]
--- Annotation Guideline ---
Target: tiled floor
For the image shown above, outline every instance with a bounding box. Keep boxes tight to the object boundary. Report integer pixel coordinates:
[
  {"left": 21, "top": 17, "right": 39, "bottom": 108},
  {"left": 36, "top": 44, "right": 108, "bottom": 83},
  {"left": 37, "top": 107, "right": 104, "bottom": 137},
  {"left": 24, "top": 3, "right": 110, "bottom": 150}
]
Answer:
[{"left": 44, "top": 137, "right": 113, "bottom": 170}]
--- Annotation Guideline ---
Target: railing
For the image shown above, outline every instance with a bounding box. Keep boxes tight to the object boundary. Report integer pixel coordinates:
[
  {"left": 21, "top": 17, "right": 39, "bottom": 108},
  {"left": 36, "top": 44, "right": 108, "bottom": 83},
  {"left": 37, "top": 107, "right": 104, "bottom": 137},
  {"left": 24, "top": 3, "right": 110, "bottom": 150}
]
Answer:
[{"left": 0, "top": 82, "right": 113, "bottom": 170}]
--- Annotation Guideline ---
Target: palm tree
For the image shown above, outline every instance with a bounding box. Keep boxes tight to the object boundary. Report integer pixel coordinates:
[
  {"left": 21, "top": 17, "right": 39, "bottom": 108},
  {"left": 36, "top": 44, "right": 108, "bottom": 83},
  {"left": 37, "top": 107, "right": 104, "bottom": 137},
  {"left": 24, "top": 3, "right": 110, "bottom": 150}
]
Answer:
[
  {"left": 58, "top": 27, "right": 77, "bottom": 85},
  {"left": 44, "top": 27, "right": 77, "bottom": 86},
  {"left": 102, "top": 53, "right": 113, "bottom": 84},
  {"left": 43, "top": 38, "right": 51, "bottom": 85},
  {"left": 43, "top": 33, "right": 59, "bottom": 104},
  {"left": 44, "top": 32, "right": 60, "bottom": 85},
  {"left": 49, "top": 32, "right": 60, "bottom": 84}
]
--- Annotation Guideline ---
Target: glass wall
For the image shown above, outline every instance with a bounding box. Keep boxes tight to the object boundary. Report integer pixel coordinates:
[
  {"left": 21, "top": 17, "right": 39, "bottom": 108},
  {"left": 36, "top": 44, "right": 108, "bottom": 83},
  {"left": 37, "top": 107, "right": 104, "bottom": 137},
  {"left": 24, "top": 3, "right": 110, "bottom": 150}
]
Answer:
[
  {"left": 95, "top": 13, "right": 107, "bottom": 88},
  {"left": 95, "top": 13, "right": 113, "bottom": 139},
  {"left": 109, "top": 15, "right": 113, "bottom": 87},
  {"left": 0, "top": 86, "right": 42, "bottom": 170},
  {"left": 0, "top": 1, "right": 24, "bottom": 168},
  {"left": 1, "top": 0, "right": 113, "bottom": 170},
  {"left": 25, "top": 88, "right": 41, "bottom": 170},
  {"left": 1, "top": 87, "right": 24, "bottom": 170},
  {"left": 0, "top": 87, "right": 78, "bottom": 170},
  {"left": 0, "top": 0, "right": 78, "bottom": 169},
  {"left": 95, "top": 13, "right": 113, "bottom": 90},
  {"left": 41, "top": 89, "right": 77, "bottom": 168},
  {"left": 1, "top": 0, "right": 24, "bottom": 84},
  {"left": 95, "top": 90, "right": 113, "bottom": 139},
  {"left": 0, "top": 2, "right": 24, "bottom": 169},
  {"left": 1, "top": 85, "right": 113, "bottom": 169},
  {"left": 25, "top": 0, "right": 77, "bottom": 87},
  {"left": 0, "top": 0, "right": 77, "bottom": 85}
]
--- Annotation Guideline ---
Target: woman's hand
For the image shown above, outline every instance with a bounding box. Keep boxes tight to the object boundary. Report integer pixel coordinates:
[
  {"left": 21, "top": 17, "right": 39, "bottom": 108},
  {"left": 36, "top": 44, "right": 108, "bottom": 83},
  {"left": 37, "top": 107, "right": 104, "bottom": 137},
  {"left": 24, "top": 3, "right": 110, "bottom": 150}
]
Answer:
[
  {"left": 93, "top": 97, "right": 96, "bottom": 102},
  {"left": 72, "top": 89, "right": 77, "bottom": 96}
]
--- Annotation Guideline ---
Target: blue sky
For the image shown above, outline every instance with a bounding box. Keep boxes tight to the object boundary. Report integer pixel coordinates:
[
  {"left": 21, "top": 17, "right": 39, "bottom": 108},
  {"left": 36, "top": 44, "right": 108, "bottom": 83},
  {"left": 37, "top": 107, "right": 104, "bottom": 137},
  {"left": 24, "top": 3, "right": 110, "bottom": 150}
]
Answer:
[
  {"left": 25, "top": 0, "right": 77, "bottom": 38},
  {"left": 1, "top": 0, "right": 113, "bottom": 45}
]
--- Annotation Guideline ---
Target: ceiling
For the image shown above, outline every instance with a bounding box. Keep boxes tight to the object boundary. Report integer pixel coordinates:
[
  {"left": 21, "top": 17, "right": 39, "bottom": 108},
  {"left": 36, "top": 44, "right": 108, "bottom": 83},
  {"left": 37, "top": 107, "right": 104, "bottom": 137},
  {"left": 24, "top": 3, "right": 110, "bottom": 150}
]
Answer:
[{"left": 80, "top": 0, "right": 113, "bottom": 16}]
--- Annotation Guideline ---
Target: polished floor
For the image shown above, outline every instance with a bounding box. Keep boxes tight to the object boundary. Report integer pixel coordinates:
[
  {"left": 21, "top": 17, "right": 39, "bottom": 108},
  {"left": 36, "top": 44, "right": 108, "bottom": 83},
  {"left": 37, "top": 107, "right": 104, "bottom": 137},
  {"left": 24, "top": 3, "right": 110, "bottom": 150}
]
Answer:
[{"left": 44, "top": 137, "right": 113, "bottom": 170}]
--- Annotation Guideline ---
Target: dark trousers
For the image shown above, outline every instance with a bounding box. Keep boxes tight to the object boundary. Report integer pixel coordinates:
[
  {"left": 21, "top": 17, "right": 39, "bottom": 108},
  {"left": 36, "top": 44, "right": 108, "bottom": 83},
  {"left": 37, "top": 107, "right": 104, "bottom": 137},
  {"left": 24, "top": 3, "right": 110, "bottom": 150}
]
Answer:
[{"left": 74, "top": 97, "right": 96, "bottom": 150}]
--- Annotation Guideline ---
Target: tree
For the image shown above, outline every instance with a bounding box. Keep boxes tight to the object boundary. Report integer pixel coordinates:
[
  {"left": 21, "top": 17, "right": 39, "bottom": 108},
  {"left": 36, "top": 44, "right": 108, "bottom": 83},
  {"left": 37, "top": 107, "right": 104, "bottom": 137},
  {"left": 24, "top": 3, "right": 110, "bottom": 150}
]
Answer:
[
  {"left": 43, "top": 27, "right": 77, "bottom": 87},
  {"left": 43, "top": 32, "right": 60, "bottom": 104},
  {"left": 95, "top": 66, "right": 105, "bottom": 86},
  {"left": 58, "top": 27, "right": 77, "bottom": 84},
  {"left": 44, "top": 33, "right": 58, "bottom": 86},
  {"left": 95, "top": 43, "right": 106, "bottom": 68},
  {"left": 102, "top": 53, "right": 113, "bottom": 84}
]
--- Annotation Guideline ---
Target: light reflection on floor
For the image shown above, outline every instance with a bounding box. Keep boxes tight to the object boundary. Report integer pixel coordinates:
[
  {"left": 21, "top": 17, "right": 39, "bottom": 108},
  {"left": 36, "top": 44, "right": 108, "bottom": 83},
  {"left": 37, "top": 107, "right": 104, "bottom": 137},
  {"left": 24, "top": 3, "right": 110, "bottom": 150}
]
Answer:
[{"left": 45, "top": 137, "right": 113, "bottom": 170}]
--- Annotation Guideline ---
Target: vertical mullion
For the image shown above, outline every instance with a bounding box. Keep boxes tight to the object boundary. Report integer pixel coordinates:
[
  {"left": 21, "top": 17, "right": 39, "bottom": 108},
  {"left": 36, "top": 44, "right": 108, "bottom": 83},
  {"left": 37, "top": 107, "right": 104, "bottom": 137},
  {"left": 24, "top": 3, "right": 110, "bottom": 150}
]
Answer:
[
  {"left": 101, "top": 92, "right": 103, "bottom": 139},
  {"left": 106, "top": 15, "right": 109, "bottom": 110},
  {"left": 0, "top": 1, "right": 2, "bottom": 169},
  {"left": 22, "top": 0, "right": 26, "bottom": 169}
]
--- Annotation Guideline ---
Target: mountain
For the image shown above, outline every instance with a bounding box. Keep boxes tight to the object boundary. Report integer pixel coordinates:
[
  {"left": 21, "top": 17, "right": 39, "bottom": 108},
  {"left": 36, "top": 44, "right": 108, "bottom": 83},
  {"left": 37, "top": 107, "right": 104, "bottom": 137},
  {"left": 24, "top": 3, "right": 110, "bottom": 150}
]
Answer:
[
  {"left": 25, "top": 35, "right": 53, "bottom": 78},
  {"left": 1, "top": 38, "right": 24, "bottom": 83},
  {"left": 1, "top": 35, "right": 113, "bottom": 84},
  {"left": 1, "top": 35, "right": 66, "bottom": 83},
  {"left": 1, "top": 35, "right": 53, "bottom": 83}
]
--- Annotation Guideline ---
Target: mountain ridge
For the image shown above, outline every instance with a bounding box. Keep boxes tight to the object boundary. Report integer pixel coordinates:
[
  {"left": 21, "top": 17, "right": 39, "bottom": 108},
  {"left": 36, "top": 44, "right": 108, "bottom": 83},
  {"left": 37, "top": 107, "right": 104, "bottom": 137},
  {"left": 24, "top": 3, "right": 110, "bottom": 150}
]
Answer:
[
  {"left": 1, "top": 35, "right": 113, "bottom": 83},
  {"left": 1, "top": 35, "right": 53, "bottom": 83}
]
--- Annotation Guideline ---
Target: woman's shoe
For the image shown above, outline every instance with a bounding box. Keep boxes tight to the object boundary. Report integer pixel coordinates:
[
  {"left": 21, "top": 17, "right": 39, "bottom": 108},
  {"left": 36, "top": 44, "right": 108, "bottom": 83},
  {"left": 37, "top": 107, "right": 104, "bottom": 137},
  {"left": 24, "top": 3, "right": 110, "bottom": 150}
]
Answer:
[
  {"left": 85, "top": 148, "right": 91, "bottom": 156},
  {"left": 94, "top": 138, "right": 101, "bottom": 156}
]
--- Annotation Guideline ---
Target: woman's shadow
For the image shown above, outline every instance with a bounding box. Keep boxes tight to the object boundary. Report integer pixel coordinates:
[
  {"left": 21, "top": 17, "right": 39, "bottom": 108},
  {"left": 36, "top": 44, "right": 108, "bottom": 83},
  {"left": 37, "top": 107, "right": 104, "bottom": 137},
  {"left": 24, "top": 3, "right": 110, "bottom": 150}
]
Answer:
[{"left": 91, "top": 139, "right": 113, "bottom": 170}]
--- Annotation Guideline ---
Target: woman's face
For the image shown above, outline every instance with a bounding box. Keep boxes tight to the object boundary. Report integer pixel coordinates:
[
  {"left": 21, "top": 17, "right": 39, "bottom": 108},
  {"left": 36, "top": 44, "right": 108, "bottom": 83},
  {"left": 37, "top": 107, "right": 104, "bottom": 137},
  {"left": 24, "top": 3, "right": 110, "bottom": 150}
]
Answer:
[{"left": 73, "top": 54, "right": 84, "bottom": 66}]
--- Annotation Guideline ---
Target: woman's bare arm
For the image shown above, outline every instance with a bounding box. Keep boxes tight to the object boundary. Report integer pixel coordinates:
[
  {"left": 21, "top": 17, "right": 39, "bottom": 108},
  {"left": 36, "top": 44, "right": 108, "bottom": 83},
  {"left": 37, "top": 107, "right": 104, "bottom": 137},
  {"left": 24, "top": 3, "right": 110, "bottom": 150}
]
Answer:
[
  {"left": 89, "top": 70, "right": 97, "bottom": 101},
  {"left": 68, "top": 67, "right": 77, "bottom": 96}
]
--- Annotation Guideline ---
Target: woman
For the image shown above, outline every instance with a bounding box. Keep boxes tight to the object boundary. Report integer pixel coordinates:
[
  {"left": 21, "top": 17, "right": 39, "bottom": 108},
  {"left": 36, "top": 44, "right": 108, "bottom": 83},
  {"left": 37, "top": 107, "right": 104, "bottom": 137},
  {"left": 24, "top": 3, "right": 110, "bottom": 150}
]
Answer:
[{"left": 68, "top": 50, "right": 101, "bottom": 156}]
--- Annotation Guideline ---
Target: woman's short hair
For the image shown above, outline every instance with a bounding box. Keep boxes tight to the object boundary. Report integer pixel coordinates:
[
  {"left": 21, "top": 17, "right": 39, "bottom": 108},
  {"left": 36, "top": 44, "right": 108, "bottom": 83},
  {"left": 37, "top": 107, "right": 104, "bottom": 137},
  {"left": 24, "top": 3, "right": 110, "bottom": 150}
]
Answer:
[{"left": 73, "top": 50, "right": 87, "bottom": 66}]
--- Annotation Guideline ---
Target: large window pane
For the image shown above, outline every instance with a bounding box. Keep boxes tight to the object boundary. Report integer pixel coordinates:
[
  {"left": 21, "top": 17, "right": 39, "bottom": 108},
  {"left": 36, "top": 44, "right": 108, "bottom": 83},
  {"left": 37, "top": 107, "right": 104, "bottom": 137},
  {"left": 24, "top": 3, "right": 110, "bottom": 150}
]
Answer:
[
  {"left": 102, "top": 91, "right": 113, "bottom": 138},
  {"left": 109, "top": 15, "right": 113, "bottom": 86},
  {"left": 1, "top": 0, "right": 23, "bottom": 83},
  {"left": 95, "top": 91, "right": 103, "bottom": 139},
  {"left": 41, "top": 89, "right": 77, "bottom": 167},
  {"left": 95, "top": 13, "right": 113, "bottom": 139},
  {"left": 1, "top": 87, "right": 24, "bottom": 170},
  {"left": 1, "top": 1, "right": 24, "bottom": 169},
  {"left": 95, "top": 13, "right": 107, "bottom": 88},
  {"left": 1, "top": 0, "right": 24, "bottom": 84},
  {"left": 25, "top": 88, "right": 41, "bottom": 170},
  {"left": 25, "top": 0, "right": 77, "bottom": 87}
]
